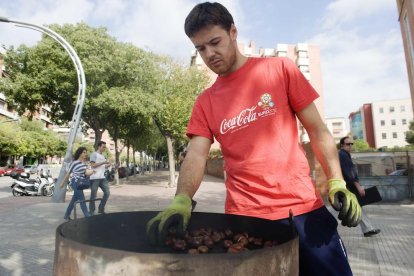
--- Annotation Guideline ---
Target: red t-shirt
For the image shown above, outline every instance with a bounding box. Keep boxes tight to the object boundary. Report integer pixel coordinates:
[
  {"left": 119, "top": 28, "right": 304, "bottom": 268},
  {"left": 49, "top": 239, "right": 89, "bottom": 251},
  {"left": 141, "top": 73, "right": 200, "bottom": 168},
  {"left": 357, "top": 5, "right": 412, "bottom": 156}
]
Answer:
[{"left": 187, "top": 57, "right": 324, "bottom": 220}]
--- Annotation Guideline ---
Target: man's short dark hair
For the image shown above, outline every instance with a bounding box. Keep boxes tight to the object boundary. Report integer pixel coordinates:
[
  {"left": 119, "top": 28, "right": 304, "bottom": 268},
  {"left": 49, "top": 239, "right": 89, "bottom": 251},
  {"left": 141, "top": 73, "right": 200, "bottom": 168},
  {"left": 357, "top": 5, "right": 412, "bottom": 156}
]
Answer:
[
  {"left": 339, "top": 136, "right": 349, "bottom": 146},
  {"left": 97, "top": 141, "right": 106, "bottom": 147},
  {"left": 184, "top": 2, "right": 234, "bottom": 37}
]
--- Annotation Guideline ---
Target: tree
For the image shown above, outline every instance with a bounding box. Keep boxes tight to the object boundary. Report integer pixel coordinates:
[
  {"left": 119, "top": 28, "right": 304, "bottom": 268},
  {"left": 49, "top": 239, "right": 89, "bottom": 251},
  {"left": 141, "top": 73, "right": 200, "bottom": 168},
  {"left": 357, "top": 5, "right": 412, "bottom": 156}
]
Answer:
[
  {"left": 152, "top": 58, "right": 209, "bottom": 187},
  {"left": 406, "top": 120, "right": 414, "bottom": 145},
  {"left": 352, "top": 139, "right": 371, "bottom": 152},
  {"left": 0, "top": 23, "right": 122, "bottom": 145},
  {"left": 0, "top": 122, "right": 20, "bottom": 165},
  {"left": 0, "top": 118, "right": 67, "bottom": 164}
]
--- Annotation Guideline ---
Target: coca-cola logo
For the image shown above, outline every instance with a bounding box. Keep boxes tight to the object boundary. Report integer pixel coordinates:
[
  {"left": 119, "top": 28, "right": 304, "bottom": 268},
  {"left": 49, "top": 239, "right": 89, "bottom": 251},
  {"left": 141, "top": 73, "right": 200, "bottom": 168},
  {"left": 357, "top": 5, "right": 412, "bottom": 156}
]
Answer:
[
  {"left": 220, "top": 106, "right": 258, "bottom": 134},
  {"left": 219, "top": 93, "right": 277, "bottom": 135}
]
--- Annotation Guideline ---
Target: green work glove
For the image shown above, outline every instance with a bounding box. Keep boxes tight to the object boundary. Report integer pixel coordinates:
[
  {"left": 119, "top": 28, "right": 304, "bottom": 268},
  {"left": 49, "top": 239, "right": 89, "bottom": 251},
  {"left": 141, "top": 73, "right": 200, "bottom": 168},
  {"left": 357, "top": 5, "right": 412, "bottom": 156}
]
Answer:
[
  {"left": 146, "top": 194, "right": 192, "bottom": 244},
  {"left": 328, "top": 179, "right": 362, "bottom": 227}
]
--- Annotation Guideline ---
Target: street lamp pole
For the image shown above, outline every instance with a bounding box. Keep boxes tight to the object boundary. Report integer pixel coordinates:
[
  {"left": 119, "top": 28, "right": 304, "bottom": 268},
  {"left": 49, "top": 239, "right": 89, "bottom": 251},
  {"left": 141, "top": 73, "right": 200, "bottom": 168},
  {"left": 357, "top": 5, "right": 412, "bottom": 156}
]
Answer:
[{"left": 0, "top": 17, "right": 86, "bottom": 202}]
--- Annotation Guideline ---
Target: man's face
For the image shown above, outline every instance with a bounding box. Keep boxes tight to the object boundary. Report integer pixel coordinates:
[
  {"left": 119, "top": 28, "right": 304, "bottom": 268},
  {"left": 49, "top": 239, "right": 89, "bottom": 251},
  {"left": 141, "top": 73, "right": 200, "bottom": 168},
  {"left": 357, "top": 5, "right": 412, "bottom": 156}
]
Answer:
[
  {"left": 99, "top": 144, "right": 107, "bottom": 153},
  {"left": 342, "top": 138, "right": 354, "bottom": 153},
  {"left": 190, "top": 24, "right": 238, "bottom": 76}
]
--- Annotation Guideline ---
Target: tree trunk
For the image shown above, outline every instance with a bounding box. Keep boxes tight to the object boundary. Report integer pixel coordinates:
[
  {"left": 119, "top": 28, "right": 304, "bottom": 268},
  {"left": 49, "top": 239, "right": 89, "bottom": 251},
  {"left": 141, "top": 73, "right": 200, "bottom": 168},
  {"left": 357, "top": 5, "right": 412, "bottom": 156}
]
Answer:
[
  {"left": 166, "top": 136, "right": 176, "bottom": 188},
  {"left": 93, "top": 128, "right": 104, "bottom": 149},
  {"left": 126, "top": 143, "right": 130, "bottom": 180},
  {"left": 113, "top": 126, "right": 120, "bottom": 185}
]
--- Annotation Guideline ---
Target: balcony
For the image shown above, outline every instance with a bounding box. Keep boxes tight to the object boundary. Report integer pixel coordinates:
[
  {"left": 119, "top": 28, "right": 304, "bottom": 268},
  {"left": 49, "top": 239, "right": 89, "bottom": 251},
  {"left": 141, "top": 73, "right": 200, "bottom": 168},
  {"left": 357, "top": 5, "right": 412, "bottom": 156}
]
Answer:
[
  {"left": 263, "top": 48, "right": 275, "bottom": 56},
  {"left": 296, "top": 57, "right": 310, "bottom": 66},
  {"left": 296, "top": 43, "right": 308, "bottom": 52}
]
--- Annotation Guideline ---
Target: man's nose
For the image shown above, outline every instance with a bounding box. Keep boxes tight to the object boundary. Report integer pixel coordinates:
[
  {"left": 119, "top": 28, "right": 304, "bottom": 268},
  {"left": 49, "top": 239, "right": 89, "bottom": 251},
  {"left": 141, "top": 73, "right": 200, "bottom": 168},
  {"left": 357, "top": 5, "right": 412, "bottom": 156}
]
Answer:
[{"left": 205, "top": 46, "right": 215, "bottom": 59}]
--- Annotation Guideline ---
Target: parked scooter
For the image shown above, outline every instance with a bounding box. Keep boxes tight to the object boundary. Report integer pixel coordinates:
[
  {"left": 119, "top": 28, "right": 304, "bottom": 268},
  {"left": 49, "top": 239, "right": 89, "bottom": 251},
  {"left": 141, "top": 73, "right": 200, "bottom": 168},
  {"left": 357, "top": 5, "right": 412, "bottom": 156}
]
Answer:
[
  {"left": 105, "top": 168, "right": 115, "bottom": 182},
  {"left": 10, "top": 171, "right": 54, "bottom": 197}
]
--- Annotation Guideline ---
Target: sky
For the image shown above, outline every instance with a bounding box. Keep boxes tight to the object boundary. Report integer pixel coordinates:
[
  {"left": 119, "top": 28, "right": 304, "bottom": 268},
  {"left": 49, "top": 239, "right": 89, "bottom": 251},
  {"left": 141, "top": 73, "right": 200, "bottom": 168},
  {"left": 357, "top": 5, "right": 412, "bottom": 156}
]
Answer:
[{"left": 0, "top": 0, "right": 410, "bottom": 124}]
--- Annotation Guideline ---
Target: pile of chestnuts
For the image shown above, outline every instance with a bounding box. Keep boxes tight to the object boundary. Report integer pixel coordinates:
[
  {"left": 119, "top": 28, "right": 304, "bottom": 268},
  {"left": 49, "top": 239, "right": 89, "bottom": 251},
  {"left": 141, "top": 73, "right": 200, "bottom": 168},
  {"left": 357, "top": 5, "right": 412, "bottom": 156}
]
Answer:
[{"left": 165, "top": 227, "right": 279, "bottom": 254}]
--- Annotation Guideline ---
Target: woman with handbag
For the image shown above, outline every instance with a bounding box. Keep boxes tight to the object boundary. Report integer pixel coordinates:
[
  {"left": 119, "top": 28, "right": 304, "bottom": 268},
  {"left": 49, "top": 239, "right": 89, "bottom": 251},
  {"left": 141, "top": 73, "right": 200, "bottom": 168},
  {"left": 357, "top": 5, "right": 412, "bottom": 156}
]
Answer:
[{"left": 61, "top": 146, "right": 95, "bottom": 221}]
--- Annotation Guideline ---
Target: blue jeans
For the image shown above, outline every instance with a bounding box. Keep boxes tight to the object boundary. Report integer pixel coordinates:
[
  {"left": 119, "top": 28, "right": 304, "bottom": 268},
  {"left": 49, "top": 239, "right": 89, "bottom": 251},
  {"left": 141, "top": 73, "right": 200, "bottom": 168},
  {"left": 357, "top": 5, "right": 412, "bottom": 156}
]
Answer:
[
  {"left": 89, "top": 178, "right": 110, "bottom": 214},
  {"left": 64, "top": 179, "right": 90, "bottom": 219}
]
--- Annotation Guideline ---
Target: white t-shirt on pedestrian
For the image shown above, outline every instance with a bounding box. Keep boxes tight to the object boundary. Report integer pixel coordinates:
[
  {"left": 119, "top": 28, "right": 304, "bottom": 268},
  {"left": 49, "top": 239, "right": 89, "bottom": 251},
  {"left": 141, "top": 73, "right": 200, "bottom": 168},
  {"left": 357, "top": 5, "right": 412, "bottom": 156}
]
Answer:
[{"left": 89, "top": 151, "right": 106, "bottom": 180}]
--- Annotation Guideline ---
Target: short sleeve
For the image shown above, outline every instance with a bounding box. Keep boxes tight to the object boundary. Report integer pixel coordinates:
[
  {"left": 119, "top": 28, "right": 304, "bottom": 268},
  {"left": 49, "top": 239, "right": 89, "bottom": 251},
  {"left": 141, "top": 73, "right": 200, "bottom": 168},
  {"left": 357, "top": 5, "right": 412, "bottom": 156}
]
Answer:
[
  {"left": 186, "top": 95, "right": 214, "bottom": 143},
  {"left": 89, "top": 152, "right": 97, "bottom": 163},
  {"left": 281, "top": 58, "right": 319, "bottom": 112}
]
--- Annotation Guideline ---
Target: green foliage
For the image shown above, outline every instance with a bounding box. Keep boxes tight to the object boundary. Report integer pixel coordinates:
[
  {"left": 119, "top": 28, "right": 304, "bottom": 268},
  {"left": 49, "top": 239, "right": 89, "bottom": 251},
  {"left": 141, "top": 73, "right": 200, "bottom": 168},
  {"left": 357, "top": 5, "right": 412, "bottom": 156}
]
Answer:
[
  {"left": 405, "top": 120, "right": 414, "bottom": 145},
  {"left": 1, "top": 22, "right": 210, "bottom": 170},
  {"left": 209, "top": 149, "right": 223, "bottom": 159},
  {"left": 153, "top": 58, "right": 209, "bottom": 148},
  {"left": 352, "top": 139, "right": 372, "bottom": 152},
  {"left": 0, "top": 119, "right": 66, "bottom": 159}
]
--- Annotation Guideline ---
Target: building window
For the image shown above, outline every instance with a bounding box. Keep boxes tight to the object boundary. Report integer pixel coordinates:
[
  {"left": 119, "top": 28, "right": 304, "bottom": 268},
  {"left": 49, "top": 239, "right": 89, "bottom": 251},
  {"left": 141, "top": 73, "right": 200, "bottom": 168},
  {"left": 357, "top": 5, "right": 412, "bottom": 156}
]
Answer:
[
  {"left": 389, "top": 106, "right": 395, "bottom": 113},
  {"left": 391, "top": 119, "right": 396, "bottom": 126},
  {"left": 356, "top": 164, "right": 372, "bottom": 177},
  {"left": 400, "top": 105, "right": 406, "bottom": 112},
  {"left": 379, "top": 107, "right": 384, "bottom": 113},
  {"left": 380, "top": 120, "right": 385, "bottom": 126},
  {"left": 393, "top": 132, "right": 397, "bottom": 139},
  {"left": 382, "top": 133, "right": 387, "bottom": 139},
  {"left": 402, "top": 119, "right": 407, "bottom": 125}
]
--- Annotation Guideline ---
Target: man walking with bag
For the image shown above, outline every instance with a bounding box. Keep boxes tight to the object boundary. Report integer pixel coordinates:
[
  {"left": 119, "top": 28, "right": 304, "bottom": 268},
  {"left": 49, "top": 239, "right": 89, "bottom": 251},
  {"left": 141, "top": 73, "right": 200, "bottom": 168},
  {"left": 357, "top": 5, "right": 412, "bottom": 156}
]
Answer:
[
  {"left": 339, "top": 136, "right": 380, "bottom": 237},
  {"left": 89, "top": 141, "right": 111, "bottom": 215}
]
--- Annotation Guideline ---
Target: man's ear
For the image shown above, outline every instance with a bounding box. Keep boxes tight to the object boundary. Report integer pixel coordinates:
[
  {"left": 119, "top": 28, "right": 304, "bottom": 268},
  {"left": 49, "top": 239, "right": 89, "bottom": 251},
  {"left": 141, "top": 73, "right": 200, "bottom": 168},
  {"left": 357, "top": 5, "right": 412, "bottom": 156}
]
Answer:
[{"left": 230, "top": 24, "right": 237, "bottom": 41}]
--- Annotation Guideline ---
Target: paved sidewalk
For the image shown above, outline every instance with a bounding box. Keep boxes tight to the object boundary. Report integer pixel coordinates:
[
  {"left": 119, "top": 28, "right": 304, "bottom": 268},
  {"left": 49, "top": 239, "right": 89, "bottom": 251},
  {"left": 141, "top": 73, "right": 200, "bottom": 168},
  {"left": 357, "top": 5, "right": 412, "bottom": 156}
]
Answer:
[{"left": 0, "top": 170, "right": 413, "bottom": 275}]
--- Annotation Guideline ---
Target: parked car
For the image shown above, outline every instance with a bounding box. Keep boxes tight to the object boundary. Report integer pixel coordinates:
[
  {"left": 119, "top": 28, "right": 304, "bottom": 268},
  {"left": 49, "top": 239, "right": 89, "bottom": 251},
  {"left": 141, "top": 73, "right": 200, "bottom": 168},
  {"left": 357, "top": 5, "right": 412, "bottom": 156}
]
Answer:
[
  {"left": 388, "top": 169, "right": 409, "bottom": 176},
  {"left": 4, "top": 165, "right": 25, "bottom": 176},
  {"left": 24, "top": 165, "right": 39, "bottom": 174},
  {"left": 0, "top": 167, "right": 6, "bottom": 177}
]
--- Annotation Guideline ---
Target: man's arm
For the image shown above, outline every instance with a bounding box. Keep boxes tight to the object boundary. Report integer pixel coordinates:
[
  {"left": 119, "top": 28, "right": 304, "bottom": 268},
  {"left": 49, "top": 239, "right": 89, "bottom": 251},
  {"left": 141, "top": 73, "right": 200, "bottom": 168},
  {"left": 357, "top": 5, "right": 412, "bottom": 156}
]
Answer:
[
  {"left": 146, "top": 135, "right": 211, "bottom": 243},
  {"left": 297, "top": 103, "right": 362, "bottom": 227},
  {"left": 90, "top": 161, "right": 110, "bottom": 168},
  {"left": 296, "top": 103, "right": 342, "bottom": 181},
  {"left": 89, "top": 152, "right": 110, "bottom": 169},
  {"left": 176, "top": 136, "right": 212, "bottom": 198}
]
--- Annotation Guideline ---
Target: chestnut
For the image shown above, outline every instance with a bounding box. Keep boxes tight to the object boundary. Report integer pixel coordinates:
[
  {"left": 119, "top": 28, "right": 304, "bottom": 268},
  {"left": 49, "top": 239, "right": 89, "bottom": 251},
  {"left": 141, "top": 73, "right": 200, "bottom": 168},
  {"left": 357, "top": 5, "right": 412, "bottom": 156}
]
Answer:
[
  {"left": 223, "top": 239, "right": 233, "bottom": 248},
  {"left": 203, "top": 236, "right": 214, "bottom": 247},
  {"left": 172, "top": 239, "right": 187, "bottom": 251},
  {"left": 198, "top": 245, "right": 209, "bottom": 253},
  {"left": 224, "top": 228, "right": 233, "bottom": 238},
  {"left": 188, "top": 248, "right": 199, "bottom": 254},
  {"left": 212, "top": 231, "right": 222, "bottom": 243}
]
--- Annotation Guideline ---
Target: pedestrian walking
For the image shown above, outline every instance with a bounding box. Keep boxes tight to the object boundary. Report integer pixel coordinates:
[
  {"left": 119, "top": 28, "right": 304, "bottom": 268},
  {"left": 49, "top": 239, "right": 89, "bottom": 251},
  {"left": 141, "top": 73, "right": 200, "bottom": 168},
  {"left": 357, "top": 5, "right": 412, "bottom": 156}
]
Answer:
[
  {"left": 339, "top": 136, "right": 381, "bottom": 237},
  {"left": 89, "top": 141, "right": 111, "bottom": 215},
  {"left": 61, "top": 147, "right": 94, "bottom": 220}
]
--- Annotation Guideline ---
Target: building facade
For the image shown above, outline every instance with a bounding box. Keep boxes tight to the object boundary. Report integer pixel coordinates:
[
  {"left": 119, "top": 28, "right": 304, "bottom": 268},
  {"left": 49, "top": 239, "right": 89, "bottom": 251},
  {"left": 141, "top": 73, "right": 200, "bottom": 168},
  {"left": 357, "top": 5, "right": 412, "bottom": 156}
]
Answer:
[
  {"left": 397, "top": 0, "right": 414, "bottom": 114},
  {"left": 325, "top": 117, "right": 348, "bottom": 144},
  {"left": 349, "top": 99, "right": 413, "bottom": 148},
  {"left": 371, "top": 99, "right": 413, "bottom": 148}
]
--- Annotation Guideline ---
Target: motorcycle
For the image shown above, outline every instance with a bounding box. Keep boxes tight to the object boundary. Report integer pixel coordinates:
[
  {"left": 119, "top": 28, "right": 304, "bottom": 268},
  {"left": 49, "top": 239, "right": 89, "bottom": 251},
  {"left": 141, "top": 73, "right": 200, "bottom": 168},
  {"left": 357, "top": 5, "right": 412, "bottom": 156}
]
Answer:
[
  {"left": 10, "top": 171, "right": 55, "bottom": 197},
  {"left": 105, "top": 168, "right": 115, "bottom": 182}
]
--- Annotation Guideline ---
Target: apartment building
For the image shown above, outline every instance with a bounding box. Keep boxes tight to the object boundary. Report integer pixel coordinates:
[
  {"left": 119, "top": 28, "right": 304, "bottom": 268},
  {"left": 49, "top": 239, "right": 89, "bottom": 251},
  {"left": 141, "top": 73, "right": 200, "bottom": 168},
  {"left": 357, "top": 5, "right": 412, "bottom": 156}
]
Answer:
[
  {"left": 325, "top": 117, "right": 348, "bottom": 144},
  {"left": 191, "top": 41, "right": 324, "bottom": 147},
  {"left": 349, "top": 99, "right": 413, "bottom": 148},
  {"left": 397, "top": 0, "right": 414, "bottom": 114}
]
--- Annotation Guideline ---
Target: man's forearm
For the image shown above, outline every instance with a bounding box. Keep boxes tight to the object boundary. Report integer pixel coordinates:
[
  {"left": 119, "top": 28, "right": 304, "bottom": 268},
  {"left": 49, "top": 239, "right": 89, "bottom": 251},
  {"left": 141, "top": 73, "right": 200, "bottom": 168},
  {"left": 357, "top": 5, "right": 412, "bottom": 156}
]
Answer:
[
  {"left": 90, "top": 161, "right": 107, "bottom": 168},
  {"left": 309, "top": 128, "right": 343, "bottom": 180},
  {"left": 176, "top": 152, "right": 206, "bottom": 198}
]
